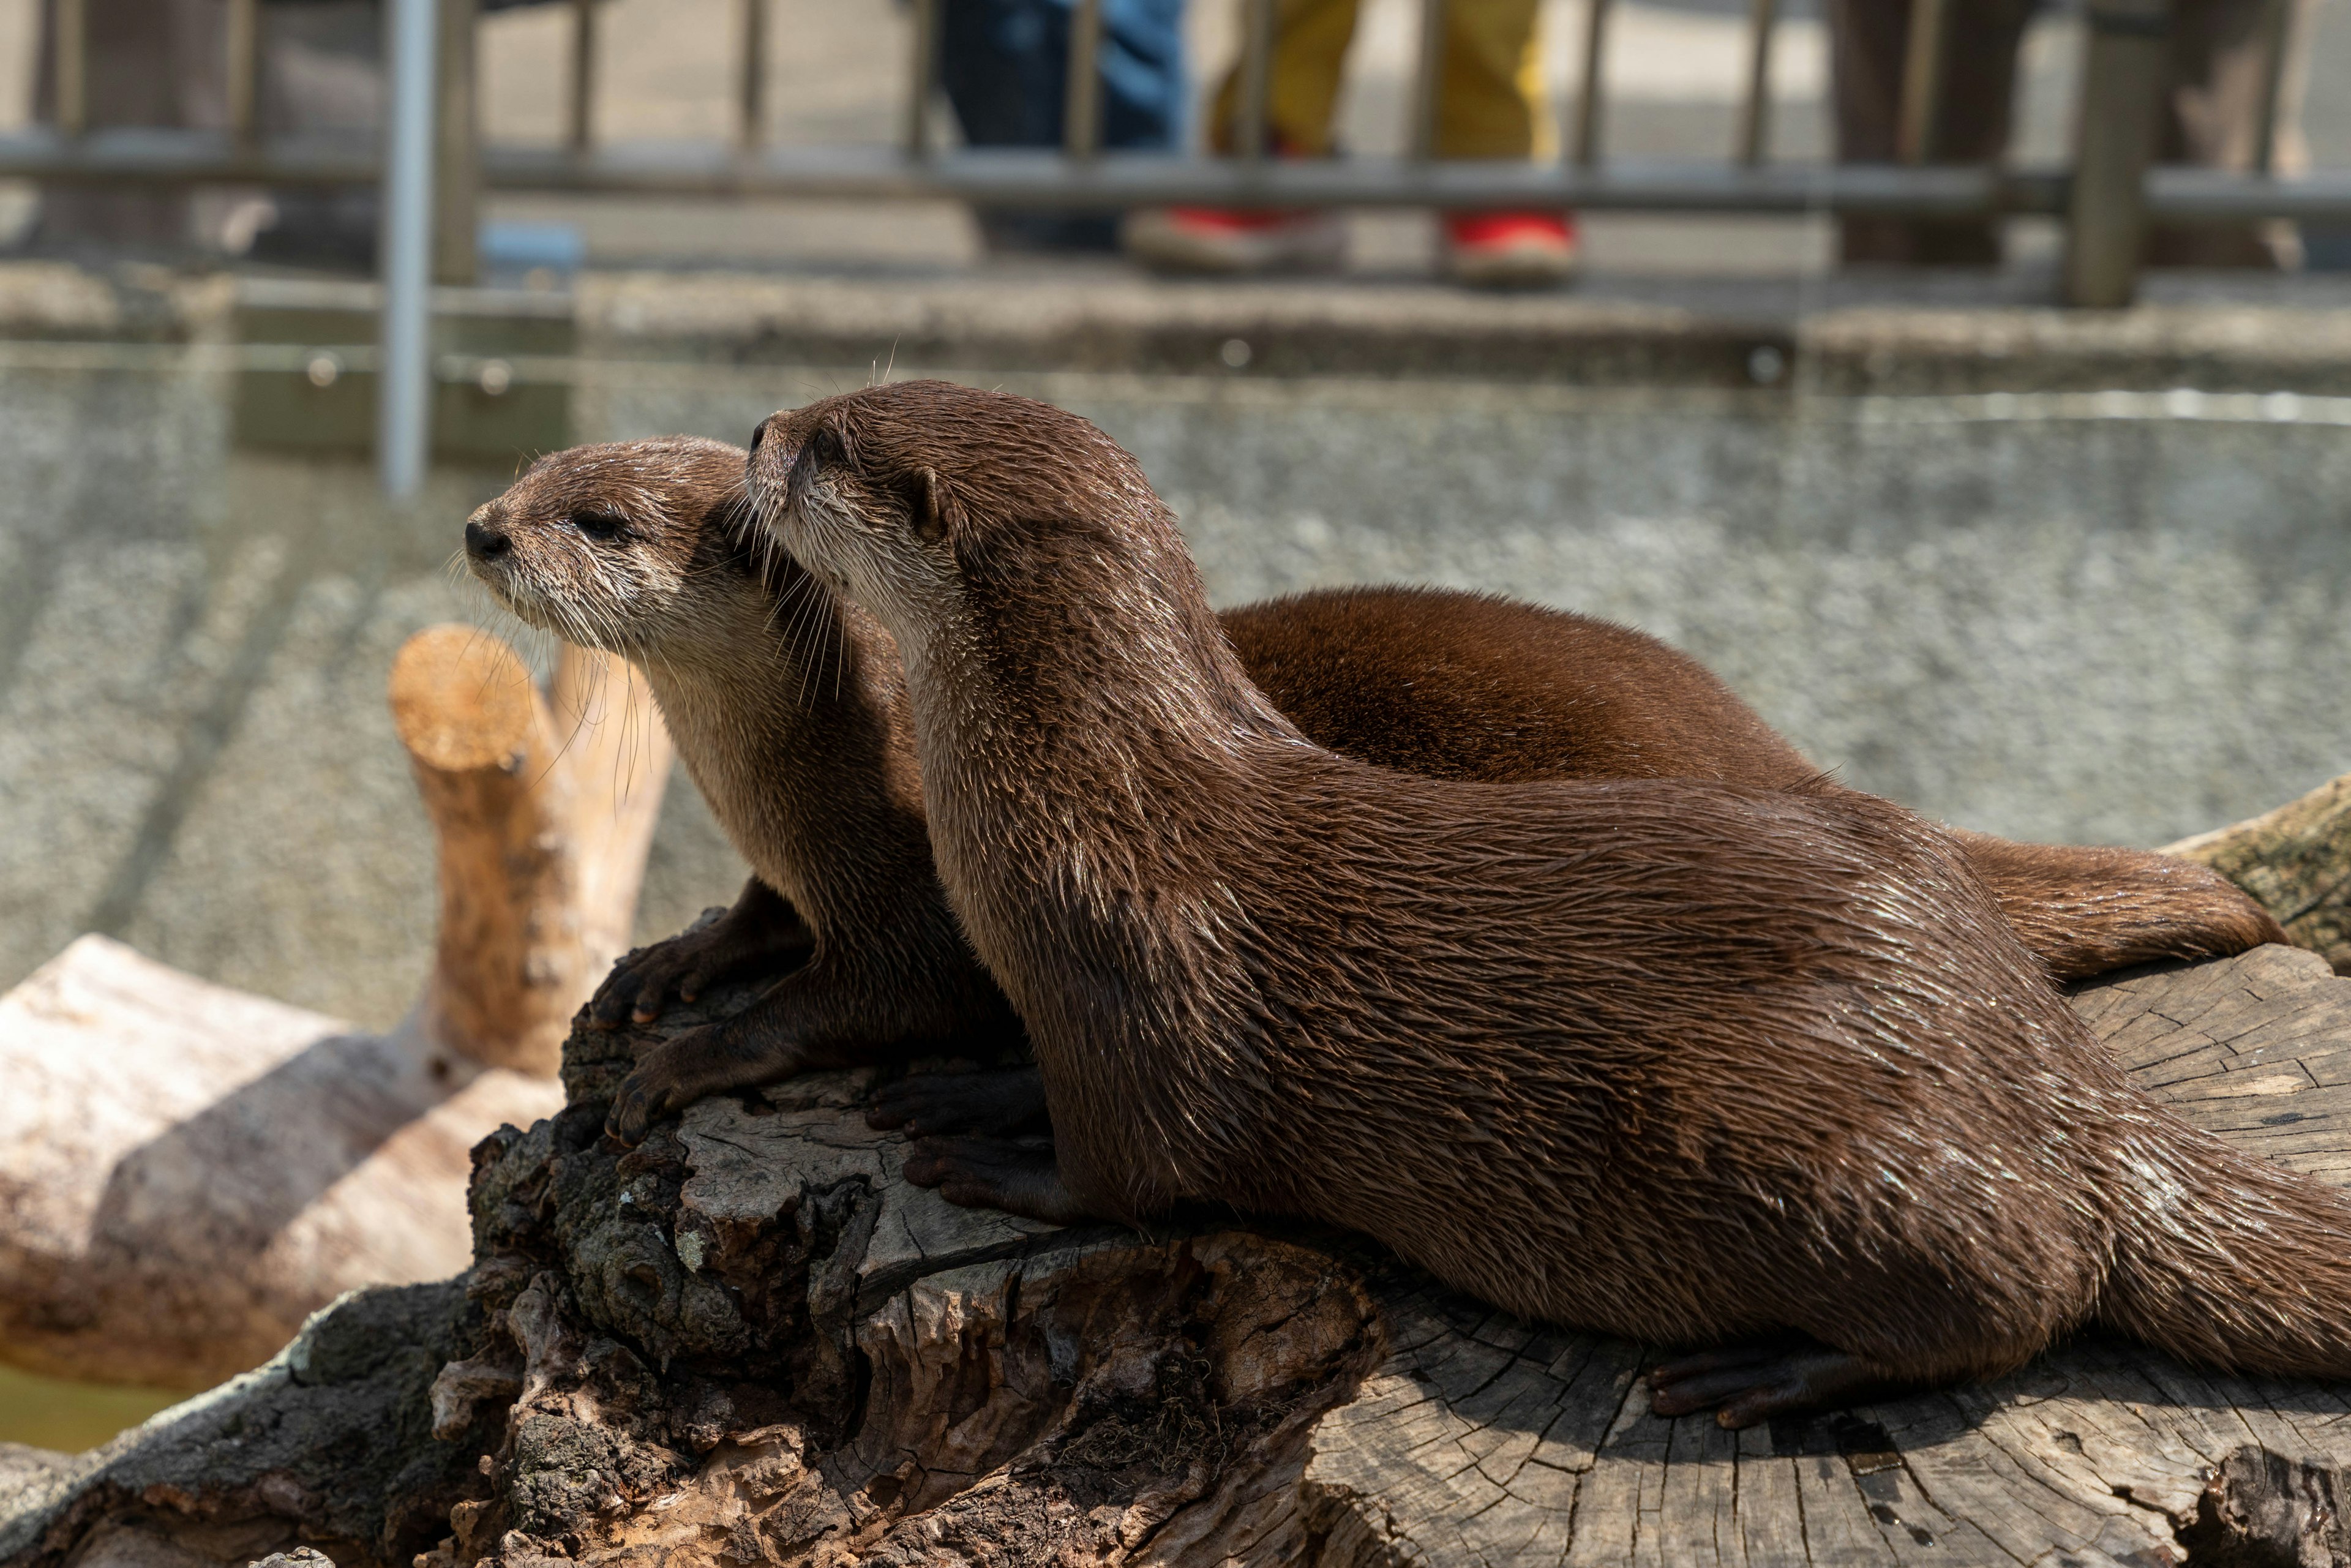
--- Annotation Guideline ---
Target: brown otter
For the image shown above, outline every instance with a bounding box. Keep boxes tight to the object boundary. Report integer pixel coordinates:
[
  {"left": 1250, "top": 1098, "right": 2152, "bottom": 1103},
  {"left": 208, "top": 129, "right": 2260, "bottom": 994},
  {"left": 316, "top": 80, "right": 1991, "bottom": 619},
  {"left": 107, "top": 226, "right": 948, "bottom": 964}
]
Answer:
[
  {"left": 746, "top": 378, "right": 2351, "bottom": 1427},
  {"left": 465, "top": 437, "right": 2279, "bottom": 1144}
]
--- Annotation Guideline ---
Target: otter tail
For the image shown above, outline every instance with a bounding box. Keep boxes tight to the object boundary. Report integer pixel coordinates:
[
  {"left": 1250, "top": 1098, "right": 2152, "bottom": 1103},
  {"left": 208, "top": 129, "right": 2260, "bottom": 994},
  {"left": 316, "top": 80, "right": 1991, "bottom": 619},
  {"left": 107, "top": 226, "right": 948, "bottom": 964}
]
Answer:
[{"left": 2097, "top": 1118, "right": 2351, "bottom": 1379}]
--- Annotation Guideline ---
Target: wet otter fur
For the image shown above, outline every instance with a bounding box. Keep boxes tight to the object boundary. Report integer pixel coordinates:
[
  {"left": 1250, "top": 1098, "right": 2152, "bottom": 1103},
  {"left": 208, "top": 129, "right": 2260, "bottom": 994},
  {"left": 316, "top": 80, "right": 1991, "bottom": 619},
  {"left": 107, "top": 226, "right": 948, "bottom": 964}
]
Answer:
[
  {"left": 466, "top": 437, "right": 2278, "bottom": 1142},
  {"left": 748, "top": 378, "right": 2351, "bottom": 1427}
]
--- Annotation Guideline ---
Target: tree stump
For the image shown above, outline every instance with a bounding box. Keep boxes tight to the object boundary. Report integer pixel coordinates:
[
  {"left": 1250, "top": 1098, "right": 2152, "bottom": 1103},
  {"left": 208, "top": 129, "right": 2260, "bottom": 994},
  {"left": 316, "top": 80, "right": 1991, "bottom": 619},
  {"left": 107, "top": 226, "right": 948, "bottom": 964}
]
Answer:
[
  {"left": 0, "top": 629, "right": 669, "bottom": 1390},
  {"left": 2168, "top": 769, "right": 2351, "bottom": 973},
  {"left": 13, "top": 942, "right": 2351, "bottom": 1567}
]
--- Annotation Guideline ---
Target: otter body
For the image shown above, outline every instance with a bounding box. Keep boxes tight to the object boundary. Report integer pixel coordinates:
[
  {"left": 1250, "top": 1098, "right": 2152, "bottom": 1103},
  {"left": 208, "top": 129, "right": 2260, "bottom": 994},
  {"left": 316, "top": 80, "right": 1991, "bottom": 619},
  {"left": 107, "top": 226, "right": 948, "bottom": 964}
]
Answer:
[
  {"left": 467, "top": 436, "right": 2278, "bottom": 1140},
  {"left": 750, "top": 379, "right": 2351, "bottom": 1427}
]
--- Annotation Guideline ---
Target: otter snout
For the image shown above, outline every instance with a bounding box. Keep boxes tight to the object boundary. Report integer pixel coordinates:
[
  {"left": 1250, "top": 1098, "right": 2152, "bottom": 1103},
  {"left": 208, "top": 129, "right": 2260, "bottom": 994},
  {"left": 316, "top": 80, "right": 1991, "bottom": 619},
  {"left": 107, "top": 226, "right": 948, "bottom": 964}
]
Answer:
[{"left": 465, "top": 518, "right": 512, "bottom": 563}]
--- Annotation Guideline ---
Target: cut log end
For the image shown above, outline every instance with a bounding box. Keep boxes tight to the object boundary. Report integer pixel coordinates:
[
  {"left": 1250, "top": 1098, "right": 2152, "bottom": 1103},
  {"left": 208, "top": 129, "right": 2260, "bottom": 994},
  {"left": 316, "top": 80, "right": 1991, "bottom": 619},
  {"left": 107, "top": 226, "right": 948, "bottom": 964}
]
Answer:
[{"left": 388, "top": 626, "right": 541, "bottom": 776}]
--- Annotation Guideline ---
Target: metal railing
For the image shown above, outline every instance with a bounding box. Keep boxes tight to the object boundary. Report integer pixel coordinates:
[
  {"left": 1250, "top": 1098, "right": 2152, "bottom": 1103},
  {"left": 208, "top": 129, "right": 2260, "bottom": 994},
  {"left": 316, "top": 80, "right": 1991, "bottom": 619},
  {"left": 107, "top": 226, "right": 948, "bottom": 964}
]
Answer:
[{"left": 12, "top": 0, "right": 2342, "bottom": 490}]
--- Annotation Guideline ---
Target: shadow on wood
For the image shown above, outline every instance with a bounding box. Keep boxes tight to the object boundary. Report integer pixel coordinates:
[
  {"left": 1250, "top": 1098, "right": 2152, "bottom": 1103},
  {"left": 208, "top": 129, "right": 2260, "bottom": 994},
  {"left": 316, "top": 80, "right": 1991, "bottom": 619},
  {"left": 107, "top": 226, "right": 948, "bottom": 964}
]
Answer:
[{"left": 0, "top": 628, "right": 670, "bottom": 1390}]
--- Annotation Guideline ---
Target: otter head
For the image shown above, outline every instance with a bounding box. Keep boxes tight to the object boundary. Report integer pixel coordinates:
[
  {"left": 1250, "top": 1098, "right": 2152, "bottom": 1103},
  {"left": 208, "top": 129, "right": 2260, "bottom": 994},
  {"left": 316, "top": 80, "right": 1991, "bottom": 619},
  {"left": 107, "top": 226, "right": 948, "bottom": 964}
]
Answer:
[
  {"left": 463, "top": 437, "right": 774, "bottom": 661},
  {"left": 747, "top": 381, "right": 1190, "bottom": 650}
]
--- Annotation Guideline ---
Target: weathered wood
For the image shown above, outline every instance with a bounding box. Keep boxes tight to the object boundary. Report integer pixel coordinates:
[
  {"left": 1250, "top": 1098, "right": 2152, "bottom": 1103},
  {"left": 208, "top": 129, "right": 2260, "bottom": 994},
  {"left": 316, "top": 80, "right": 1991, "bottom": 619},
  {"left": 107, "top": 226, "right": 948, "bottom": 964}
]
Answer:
[
  {"left": 17, "top": 945, "right": 2351, "bottom": 1566},
  {"left": 0, "top": 629, "right": 667, "bottom": 1389},
  {"left": 395, "top": 628, "right": 672, "bottom": 1076},
  {"left": 2167, "top": 768, "right": 2351, "bottom": 973}
]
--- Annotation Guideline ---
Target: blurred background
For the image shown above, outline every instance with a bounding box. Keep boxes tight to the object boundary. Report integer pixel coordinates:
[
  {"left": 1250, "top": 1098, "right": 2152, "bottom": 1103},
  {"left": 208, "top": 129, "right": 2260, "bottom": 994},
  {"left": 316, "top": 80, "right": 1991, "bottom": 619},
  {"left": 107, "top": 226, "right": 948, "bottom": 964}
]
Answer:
[{"left": 2, "top": 0, "right": 2350, "bottom": 1449}]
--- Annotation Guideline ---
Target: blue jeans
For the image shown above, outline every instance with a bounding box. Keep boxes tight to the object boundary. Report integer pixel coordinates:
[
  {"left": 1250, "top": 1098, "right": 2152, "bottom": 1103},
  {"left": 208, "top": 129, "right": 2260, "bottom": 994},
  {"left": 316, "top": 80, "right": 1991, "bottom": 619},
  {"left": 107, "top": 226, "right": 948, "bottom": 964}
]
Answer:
[{"left": 940, "top": 0, "right": 1186, "bottom": 250}]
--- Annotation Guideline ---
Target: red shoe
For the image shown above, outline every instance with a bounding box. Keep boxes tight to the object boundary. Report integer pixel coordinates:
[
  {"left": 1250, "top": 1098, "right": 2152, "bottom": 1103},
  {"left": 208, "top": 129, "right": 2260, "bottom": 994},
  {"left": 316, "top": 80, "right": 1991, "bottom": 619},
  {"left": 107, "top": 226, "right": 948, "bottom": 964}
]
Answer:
[
  {"left": 1445, "top": 211, "right": 1578, "bottom": 288},
  {"left": 1123, "top": 206, "right": 1348, "bottom": 274}
]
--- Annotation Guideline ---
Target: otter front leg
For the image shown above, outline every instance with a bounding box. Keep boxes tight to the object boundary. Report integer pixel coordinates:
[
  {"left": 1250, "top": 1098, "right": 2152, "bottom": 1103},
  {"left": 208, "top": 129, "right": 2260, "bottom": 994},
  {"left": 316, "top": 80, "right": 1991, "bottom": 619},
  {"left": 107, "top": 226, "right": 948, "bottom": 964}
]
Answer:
[
  {"left": 590, "top": 877, "right": 812, "bottom": 1029},
  {"left": 1647, "top": 1340, "right": 1909, "bottom": 1429},
  {"left": 901, "top": 1135, "right": 1104, "bottom": 1226}
]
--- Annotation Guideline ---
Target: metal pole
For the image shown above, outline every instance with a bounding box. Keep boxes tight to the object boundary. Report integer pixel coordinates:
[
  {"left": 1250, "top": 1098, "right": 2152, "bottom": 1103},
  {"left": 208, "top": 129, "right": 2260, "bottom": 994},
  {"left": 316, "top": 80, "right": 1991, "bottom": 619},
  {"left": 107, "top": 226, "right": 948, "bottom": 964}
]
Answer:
[
  {"left": 2251, "top": 0, "right": 2292, "bottom": 174},
  {"left": 902, "top": 0, "right": 939, "bottom": 157},
  {"left": 1573, "top": 0, "right": 1611, "bottom": 167},
  {"left": 54, "top": 0, "right": 86, "bottom": 137},
  {"left": 380, "top": 0, "right": 440, "bottom": 498},
  {"left": 1236, "top": 0, "right": 1275, "bottom": 159},
  {"left": 1063, "top": 0, "right": 1103, "bottom": 159},
  {"left": 433, "top": 0, "right": 478, "bottom": 283},
  {"left": 225, "top": 0, "right": 261, "bottom": 146},
  {"left": 1896, "top": 0, "right": 1952, "bottom": 163},
  {"left": 1411, "top": 0, "right": 1447, "bottom": 161},
  {"left": 1736, "top": 0, "right": 1777, "bottom": 165},
  {"left": 738, "top": 0, "right": 767, "bottom": 153},
  {"left": 567, "top": 0, "right": 595, "bottom": 155},
  {"left": 2063, "top": 0, "right": 2169, "bottom": 307}
]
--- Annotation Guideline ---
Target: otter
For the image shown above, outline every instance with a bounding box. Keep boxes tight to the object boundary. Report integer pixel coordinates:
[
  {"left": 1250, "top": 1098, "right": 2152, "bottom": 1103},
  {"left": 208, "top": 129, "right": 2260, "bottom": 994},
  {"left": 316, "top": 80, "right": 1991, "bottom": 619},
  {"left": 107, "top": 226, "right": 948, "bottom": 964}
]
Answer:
[
  {"left": 746, "top": 378, "right": 2351, "bottom": 1427},
  {"left": 465, "top": 437, "right": 2279, "bottom": 1144}
]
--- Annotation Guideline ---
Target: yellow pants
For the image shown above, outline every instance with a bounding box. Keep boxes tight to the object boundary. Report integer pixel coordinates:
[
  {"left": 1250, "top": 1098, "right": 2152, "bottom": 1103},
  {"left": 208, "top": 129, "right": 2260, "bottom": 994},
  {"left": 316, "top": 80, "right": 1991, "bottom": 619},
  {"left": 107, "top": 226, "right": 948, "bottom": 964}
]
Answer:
[{"left": 1210, "top": 0, "right": 1550, "bottom": 160}]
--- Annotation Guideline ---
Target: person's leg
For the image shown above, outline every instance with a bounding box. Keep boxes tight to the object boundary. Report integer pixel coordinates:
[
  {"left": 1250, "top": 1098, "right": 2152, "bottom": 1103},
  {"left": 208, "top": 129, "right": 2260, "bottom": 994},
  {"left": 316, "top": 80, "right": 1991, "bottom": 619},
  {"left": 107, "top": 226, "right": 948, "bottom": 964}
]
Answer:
[
  {"left": 940, "top": 0, "right": 1133, "bottom": 251},
  {"left": 1435, "top": 0, "right": 1575, "bottom": 286},
  {"left": 1825, "top": 0, "right": 2027, "bottom": 266},
  {"left": 2148, "top": 0, "right": 2304, "bottom": 267},
  {"left": 1101, "top": 0, "right": 1188, "bottom": 152},
  {"left": 1127, "top": 0, "right": 1357, "bottom": 272},
  {"left": 1205, "top": 0, "right": 1362, "bottom": 157}
]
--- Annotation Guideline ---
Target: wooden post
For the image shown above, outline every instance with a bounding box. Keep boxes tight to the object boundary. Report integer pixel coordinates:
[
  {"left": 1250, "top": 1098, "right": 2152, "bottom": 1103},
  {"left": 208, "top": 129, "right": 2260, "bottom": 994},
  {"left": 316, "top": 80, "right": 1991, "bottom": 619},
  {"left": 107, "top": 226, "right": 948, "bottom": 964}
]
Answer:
[
  {"left": 432, "top": 0, "right": 479, "bottom": 285},
  {"left": 390, "top": 627, "right": 669, "bottom": 1076},
  {"left": 2063, "top": 0, "right": 2169, "bottom": 307}
]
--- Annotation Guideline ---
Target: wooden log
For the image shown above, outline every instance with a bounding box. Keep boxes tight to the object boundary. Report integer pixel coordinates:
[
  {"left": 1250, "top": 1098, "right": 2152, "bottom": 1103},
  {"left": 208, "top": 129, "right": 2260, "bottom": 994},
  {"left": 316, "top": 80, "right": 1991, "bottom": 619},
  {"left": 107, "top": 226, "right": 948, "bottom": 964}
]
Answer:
[
  {"left": 2167, "top": 771, "right": 2351, "bottom": 973},
  {"left": 0, "top": 628, "right": 670, "bottom": 1389},
  {"left": 17, "top": 945, "right": 2351, "bottom": 1566},
  {"left": 394, "top": 629, "right": 672, "bottom": 1078}
]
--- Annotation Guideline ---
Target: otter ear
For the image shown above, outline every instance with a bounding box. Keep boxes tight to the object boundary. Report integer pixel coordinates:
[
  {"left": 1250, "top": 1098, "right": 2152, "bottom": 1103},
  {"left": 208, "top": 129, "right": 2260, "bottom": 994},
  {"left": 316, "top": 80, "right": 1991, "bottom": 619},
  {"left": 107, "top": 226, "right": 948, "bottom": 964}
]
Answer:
[{"left": 912, "top": 467, "right": 956, "bottom": 543}]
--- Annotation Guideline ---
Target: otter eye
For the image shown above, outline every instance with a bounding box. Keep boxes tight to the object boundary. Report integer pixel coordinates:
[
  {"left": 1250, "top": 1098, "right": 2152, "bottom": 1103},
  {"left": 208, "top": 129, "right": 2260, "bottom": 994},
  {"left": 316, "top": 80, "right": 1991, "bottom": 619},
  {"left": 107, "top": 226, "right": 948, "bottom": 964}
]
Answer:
[{"left": 573, "top": 511, "right": 628, "bottom": 544}]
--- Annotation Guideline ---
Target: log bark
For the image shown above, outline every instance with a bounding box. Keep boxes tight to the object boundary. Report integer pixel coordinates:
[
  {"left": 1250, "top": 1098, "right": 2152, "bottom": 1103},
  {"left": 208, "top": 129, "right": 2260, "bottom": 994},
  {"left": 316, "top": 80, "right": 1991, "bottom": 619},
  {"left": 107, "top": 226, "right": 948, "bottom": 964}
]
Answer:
[
  {"left": 2167, "top": 770, "right": 2351, "bottom": 973},
  {"left": 0, "top": 629, "right": 669, "bottom": 1389},
  {"left": 15, "top": 943, "right": 2351, "bottom": 1567}
]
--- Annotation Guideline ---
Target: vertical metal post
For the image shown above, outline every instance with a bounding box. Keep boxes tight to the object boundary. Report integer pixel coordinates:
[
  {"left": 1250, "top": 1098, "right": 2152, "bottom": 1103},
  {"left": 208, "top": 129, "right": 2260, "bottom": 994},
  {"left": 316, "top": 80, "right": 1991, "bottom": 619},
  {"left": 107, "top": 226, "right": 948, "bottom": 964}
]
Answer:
[
  {"left": 902, "top": 0, "right": 939, "bottom": 157},
  {"left": 1736, "top": 0, "right": 1777, "bottom": 165},
  {"left": 225, "top": 0, "right": 261, "bottom": 146},
  {"left": 2251, "top": 0, "right": 2292, "bottom": 174},
  {"left": 567, "top": 0, "right": 595, "bottom": 155},
  {"left": 1573, "top": 0, "right": 1611, "bottom": 166},
  {"left": 1896, "top": 0, "right": 1952, "bottom": 163},
  {"left": 2063, "top": 0, "right": 2169, "bottom": 307},
  {"left": 380, "top": 0, "right": 440, "bottom": 498},
  {"left": 433, "top": 0, "right": 478, "bottom": 283},
  {"left": 1236, "top": 0, "right": 1275, "bottom": 159},
  {"left": 1411, "top": 0, "right": 1447, "bottom": 160},
  {"left": 54, "top": 0, "right": 86, "bottom": 137},
  {"left": 1063, "top": 0, "right": 1103, "bottom": 159},
  {"left": 738, "top": 0, "right": 767, "bottom": 152}
]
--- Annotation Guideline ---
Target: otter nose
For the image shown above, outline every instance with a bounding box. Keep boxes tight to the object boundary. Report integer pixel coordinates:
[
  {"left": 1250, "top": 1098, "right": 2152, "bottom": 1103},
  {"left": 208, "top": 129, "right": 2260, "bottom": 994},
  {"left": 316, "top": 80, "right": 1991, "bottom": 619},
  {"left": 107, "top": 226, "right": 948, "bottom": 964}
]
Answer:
[
  {"left": 465, "top": 519, "right": 511, "bottom": 561},
  {"left": 749, "top": 415, "right": 777, "bottom": 459}
]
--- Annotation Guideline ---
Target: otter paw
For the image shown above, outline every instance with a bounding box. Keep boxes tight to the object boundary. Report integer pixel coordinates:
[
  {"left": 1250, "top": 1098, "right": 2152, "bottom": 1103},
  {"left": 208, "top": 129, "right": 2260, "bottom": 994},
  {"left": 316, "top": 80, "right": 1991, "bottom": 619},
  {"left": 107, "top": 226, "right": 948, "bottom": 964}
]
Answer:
[
  {"left": 588, "top": 908, "right": 812, "bottom": 1030},
  {"left": 604, "top": 1022, "right": 801, "bottom": 1145},
  {"left": 867, "top": 1066, "right": 1049, "bottom": 1138},
  {"left": 1648, "top": 1341, "right": 1899, "bottom": 1429},
  {"left": 900, "top": 1136, "right": 1095, "bottom": 1226}
]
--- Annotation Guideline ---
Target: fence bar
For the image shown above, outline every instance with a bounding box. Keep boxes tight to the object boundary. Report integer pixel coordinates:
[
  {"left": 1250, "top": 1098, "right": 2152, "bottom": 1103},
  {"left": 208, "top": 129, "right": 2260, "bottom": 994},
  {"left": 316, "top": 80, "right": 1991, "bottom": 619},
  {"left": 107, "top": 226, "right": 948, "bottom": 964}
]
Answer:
[
  {"left": 54, "top": 0, "right": 85, "bottom": 137},
  {"left": 1411, "top": 0, "right": 1447, "bottom": 161},
  {"left": 225, "top": 0, "right": 261, "bottom": 144},
  {"left": 2064, "top": 0, "right": 2169, "bottom": 306},
  {"left": 738, "top": 0, "right": 767, "bottom": 152},
  {"left": 902, "top": 0, "right": 939, "bottom": 157},
  {"left": 1236, "top": 0, "right": 1276, "bottom": 159},
  {"left": 1736, "top": 0, "right": 1775, "bottom": 165},
  {"left": 1063, "top": 0, "right": 1104, "bottom": 159},
  {"left": 568, "top": 0, "right": 595, "bottom": 154},
  {"left": 380, "top": 0, "right": 441, "bottom": 498},
  {"left": 433, "top": 0, "right": 478, "bottom": 283},
  {"left": 1896, "top": 0, "right": 1951, "bottom": 163},
  {"left": 1573, "top": 0, "right": 1611, "bottom": 166},
  {"left": 2251, "top": 0, "right": 2292, "bottom": 174}
]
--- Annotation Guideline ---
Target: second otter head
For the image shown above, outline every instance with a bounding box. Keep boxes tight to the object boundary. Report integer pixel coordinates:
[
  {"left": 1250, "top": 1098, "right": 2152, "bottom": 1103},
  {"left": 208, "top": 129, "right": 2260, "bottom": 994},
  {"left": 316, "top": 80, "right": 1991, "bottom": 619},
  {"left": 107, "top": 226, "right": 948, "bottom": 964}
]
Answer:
[
  {"left": 747, "top": 381, "right": 1190, "bottom": 650},
  {"left": 463, "top": 436, "right": 779, "bottom": 661}
]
